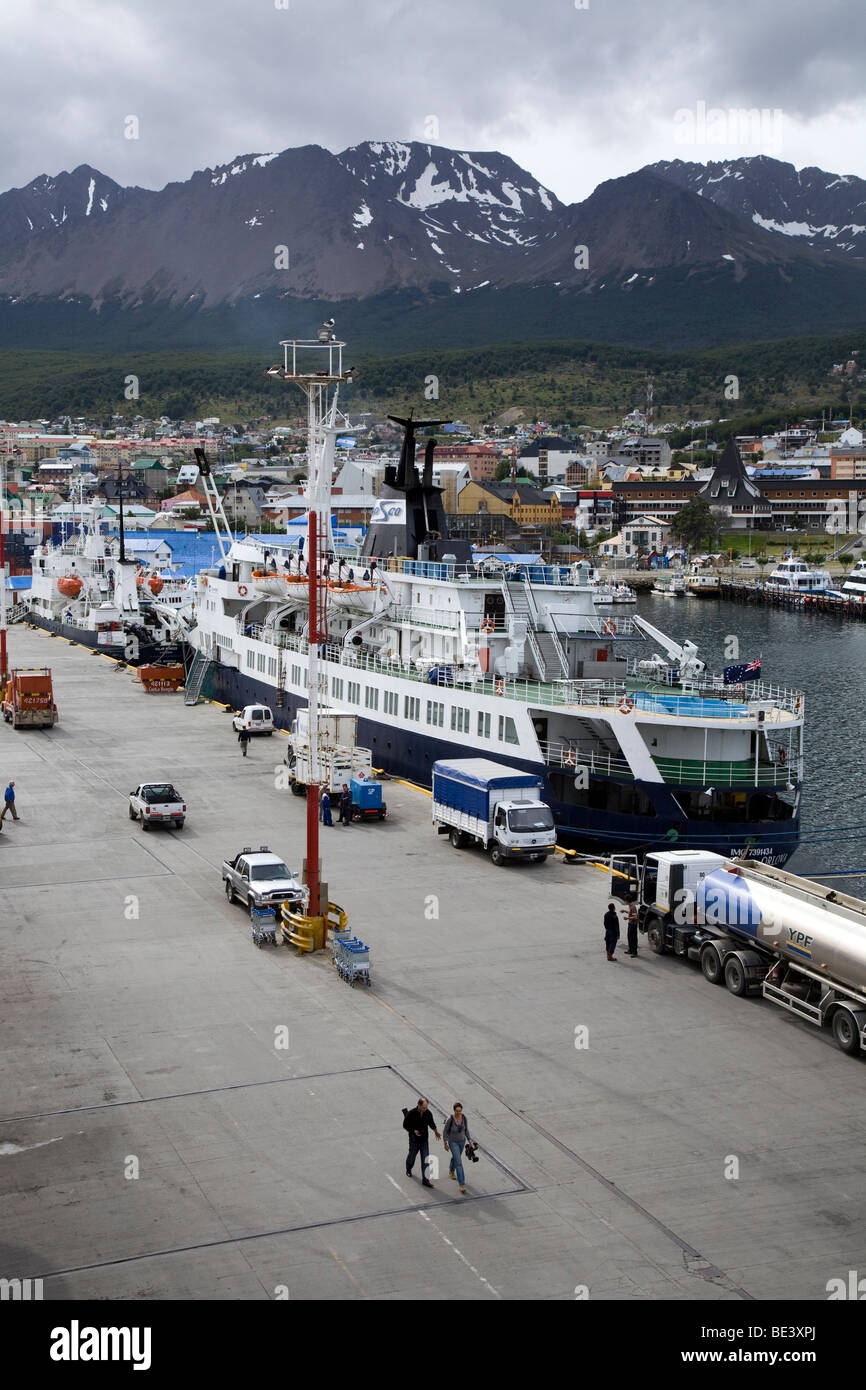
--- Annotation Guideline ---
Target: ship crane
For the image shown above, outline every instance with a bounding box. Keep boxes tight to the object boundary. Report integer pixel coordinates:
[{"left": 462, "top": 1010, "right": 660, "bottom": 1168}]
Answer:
[{"left": 633, "top": 613, "right": 705, "bottom": 681}]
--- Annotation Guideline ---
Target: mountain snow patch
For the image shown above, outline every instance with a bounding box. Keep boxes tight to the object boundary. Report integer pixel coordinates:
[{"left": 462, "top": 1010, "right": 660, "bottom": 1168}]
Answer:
[
  {"left": 85, "top": 177, "right": 95, "bottom": 216},
  {"left": 353, "top": 202, "right": 373, "bottom": 228}
]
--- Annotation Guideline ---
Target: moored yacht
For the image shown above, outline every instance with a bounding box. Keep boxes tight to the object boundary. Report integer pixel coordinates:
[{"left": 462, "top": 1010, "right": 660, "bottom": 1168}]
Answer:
[{"left": 764, "top": 558, "right": 834, "bottom": 596}]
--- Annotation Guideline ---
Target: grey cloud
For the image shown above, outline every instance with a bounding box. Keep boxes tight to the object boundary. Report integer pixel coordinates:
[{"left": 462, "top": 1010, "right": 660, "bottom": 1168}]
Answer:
[{"left": 0, "top": 0, "right": 863, "bottom": 202}]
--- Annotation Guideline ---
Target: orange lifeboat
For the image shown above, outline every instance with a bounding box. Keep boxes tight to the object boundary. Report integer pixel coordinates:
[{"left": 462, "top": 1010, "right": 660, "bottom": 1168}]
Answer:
[
  {"left": 58, "top": 576, "right": 83, "bottom": 599},
  {"left": 147, "top": 574, "right": 164, "bottom": 596}
]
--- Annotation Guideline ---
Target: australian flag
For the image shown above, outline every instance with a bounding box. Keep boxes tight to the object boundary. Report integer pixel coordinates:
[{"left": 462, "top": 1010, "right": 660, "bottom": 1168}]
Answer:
[{"left": 723, "top": 658, "right": 762, "bottom": 685}]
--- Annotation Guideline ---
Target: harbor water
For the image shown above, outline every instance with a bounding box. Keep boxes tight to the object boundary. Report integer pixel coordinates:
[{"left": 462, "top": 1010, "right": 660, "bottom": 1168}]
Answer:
[{"left": 635, "top": 593, "right": 866, "bottom": 894}]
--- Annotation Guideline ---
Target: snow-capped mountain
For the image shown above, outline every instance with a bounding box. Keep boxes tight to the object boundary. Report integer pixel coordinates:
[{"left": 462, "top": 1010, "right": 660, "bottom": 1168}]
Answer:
[
  {"left": 0, "top": 144, "right": 863, "bottom": 351},
  {"left": 0, "top": 164, "right": 128, "bottom": 246},
  {"left": 337, "top": 140, "right": 561, "bottom": 273},
  {"left": 650, "top": 156, "right": 866, "bottom": 259}
]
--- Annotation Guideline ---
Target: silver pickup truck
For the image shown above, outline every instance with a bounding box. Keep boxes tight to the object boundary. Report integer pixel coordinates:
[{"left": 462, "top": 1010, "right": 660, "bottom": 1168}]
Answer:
[{"left": 222, "top": 847, "right": 305, "bottom": 917}]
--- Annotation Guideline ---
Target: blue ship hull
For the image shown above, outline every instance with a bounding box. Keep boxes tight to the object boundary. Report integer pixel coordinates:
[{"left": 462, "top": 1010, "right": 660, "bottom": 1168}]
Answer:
[
  {"left": 205, "top": 664, "right": 800, "bottom": 868},
  {"left": 28, "top": 612, "right": 165, "bottom": 665}
]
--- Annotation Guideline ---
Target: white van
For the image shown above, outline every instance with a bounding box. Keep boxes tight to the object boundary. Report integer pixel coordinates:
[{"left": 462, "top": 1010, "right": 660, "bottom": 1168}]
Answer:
[{"left": 232, "top": 705, "right": 275, "bottom": 735}]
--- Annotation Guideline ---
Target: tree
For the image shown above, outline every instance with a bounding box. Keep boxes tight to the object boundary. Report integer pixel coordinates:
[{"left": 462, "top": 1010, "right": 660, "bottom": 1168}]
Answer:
[{"left": 670, "top": 497, "right": 720, "bottom": 552}]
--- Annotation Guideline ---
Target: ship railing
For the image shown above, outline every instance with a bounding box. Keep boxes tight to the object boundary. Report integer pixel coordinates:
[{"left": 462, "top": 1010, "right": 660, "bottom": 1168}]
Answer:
[
  {"left": 626, "top": 661, "right": 804, "bottom": 717},
  {"left": 652, "top": 756, "right": 802, "bottom": 788},
  {"left": 240, "top": 623, "right": 802, "bottom": 718},
  {"left": 379, "top": 556, "right": 577, "bottom": 586},
  {"left": 539, "top": 739, "right": 634, "bottom": 778},
  {"left": 391, "top": 605, "right": 462, "bottom": 632}
]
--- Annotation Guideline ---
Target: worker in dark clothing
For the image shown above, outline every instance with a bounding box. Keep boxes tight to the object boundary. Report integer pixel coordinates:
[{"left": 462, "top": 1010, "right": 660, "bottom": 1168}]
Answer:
[
  {"left": 238, "top": 726, "right": 251, "bottom": 757},
  {"left": 604, "top": 902, "right": 620, "bottom": 962},
  {"left": 403, "top": 1098, "right": 441, "bottom": 1186},
  {"left": 626, "top": 896, "right": 639, "bottom": 957},
  {"left": 320, "top": 788, "right": 333, "bottom": 827},
  {"left": 339, "top": 783, "right": 352, "bottom": 825}
]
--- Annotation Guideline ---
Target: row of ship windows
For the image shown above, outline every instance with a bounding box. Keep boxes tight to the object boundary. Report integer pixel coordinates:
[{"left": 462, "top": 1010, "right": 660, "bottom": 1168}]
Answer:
[
  {"left": 240, "top": 647, "right": 519, "bottom": 744},
  {"left": 331, "top": 675, "right": 518, "bottom": 743}
]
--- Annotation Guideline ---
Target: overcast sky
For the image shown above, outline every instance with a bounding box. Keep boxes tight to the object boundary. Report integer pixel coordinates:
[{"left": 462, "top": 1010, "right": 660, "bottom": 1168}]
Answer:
[{"left": 4, "top": 0, "right": 865, "bottom": 202}]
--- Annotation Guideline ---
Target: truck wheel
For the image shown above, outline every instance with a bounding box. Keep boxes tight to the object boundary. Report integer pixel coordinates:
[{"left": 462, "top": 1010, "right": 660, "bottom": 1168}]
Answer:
[
  {"left": 128, "top": 806, "right": 137, "bottom": 821},
  {"left": 225, "top": 880, "right": 236, "bottom": 906},
  {"left": 701, "top": 946, "right": 724, "bottom": 985},
  {"left": 724, "top": 956, "right": 748, "bottom": 997},
  {"left": 489, "top": 843, "right": 506, "bottom": 867},
  {"left": 140, "top": 812, "right": 150, "bottom": 832},
  {"left": 449, "top": 829, "right": 465, "bottom": 850},
  {"left": 832, "top": 1009, "right": 862, "bottom": 1056},
  {"left": 175, "top": 819, "right": 184, "bottom": 831},
  {"left": 646, "top": 918, "right": 666, "bottom": 954}
]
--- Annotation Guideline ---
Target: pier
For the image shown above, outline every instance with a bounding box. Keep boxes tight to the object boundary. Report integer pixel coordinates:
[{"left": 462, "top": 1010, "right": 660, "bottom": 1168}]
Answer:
[
  {"left": 1, "top": 625, "right": 863, "bottom": 1301},
  {"left": 719, "top": 580, "right": 866, "bottom": 619}
]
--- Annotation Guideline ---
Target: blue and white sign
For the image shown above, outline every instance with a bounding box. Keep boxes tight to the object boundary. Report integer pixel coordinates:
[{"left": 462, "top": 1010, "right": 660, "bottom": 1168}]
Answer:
[
  {"left": 336, "top": 437, "right": 356, "bottom": 449},
  {"left": 370, "top": 499, "right": 406, "bottom": 525}
]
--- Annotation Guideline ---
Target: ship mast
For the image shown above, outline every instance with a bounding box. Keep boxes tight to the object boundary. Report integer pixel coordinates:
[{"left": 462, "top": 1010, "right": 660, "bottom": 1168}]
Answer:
[{"left": 266, "top": 326, "right": 354, "bottom": 924}]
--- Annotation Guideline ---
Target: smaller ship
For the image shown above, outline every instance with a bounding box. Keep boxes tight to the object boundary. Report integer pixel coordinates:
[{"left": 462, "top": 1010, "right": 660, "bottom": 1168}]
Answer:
[
  {"left": 764, "top": 558, "right": 834, "bottom": 596},
  {"left": 687, "top": 568, "right": 721, "bottom": 597},
  {"left": 652, "top": 576, "right": 686, "bottom": 597}
]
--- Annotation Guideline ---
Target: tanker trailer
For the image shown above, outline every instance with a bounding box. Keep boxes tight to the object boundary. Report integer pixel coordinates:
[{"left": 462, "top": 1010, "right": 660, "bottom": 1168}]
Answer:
[
  {"left": 609, "top": 850, "right": 866, "bottom": 1057},
  {"left": 695, "top": 860, "right": 866, "bottom": 1055}
]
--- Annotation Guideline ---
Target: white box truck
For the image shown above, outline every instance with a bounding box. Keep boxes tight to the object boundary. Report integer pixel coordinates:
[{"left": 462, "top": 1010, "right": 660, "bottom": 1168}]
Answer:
[{"left": 432, "top": 758, "right": 556, "bottom": 867}]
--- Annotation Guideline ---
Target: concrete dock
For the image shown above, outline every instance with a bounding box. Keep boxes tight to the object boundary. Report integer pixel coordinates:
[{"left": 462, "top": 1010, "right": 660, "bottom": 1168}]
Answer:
[{"left": 1, "top": 627, "right": 864, "bottom": 1302}]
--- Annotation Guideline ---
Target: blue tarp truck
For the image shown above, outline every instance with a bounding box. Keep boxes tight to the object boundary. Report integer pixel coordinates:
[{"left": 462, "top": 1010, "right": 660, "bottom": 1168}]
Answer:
[{"left": 432, "top": 758, "right": 556, "bottom": 867}]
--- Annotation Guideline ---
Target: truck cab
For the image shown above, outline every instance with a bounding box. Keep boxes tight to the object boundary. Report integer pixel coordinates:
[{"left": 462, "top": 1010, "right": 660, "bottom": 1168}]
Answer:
[
  {"left": 2, "top": 668, "right": 59, "bottom": 729},
  {"left": 610, "top": 851, "right": 726, "bottom": 952}
]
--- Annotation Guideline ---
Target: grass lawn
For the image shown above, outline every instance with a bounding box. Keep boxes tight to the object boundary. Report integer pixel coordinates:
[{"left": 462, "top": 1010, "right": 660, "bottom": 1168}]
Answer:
[{"left": 716, "top": 531, "right": 852, "bottom": 562}]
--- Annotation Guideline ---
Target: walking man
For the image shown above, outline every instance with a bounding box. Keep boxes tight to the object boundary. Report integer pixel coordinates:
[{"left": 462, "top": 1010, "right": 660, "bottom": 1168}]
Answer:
[
  {"left": 443, "top": 1102, "right": 473, "bottom": 1194},
  {"left": 626, "top": 896, "right": 639, "bottom": 957},
  {"left": 403, "top": 1098, "right": 441, "bottom": 1187},
  {"left": 238, "top": 727, "right": 251, "bottom": 758},
  {"left": 320, "top": 788, "right": 333, "bottom": 827},
  {"left": 338, "top": 783, "right": 352, "bottom": 826},
  {"left": 2, "top": 781, "right": 18, "bottom": 822},
  {"left": 603, "top": 901, "right": 620, "bottom": 962}
]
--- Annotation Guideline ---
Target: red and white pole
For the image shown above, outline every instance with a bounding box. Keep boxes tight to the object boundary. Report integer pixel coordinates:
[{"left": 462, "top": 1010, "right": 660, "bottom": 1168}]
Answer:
[
  {"left": 305, "top": 503, "right": 322, "bottom": 920},
  {"left": 0, "top": 455, "right": 8, "bottom": 692}
]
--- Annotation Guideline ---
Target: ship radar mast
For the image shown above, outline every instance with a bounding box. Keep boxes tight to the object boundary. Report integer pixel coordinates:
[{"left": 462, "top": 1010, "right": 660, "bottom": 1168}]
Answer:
[{"left": 265, "top": 326, "right": 355, "bottom": 929}]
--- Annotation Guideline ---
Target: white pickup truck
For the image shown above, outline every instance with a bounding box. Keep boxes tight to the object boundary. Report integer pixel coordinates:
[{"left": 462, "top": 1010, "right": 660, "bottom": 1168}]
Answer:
[
  {"left": 129, "top": 782, "right": 186, "bottom": 830},
  {"left": 222, "top": 847, "right": 305, "bottom": 917}
]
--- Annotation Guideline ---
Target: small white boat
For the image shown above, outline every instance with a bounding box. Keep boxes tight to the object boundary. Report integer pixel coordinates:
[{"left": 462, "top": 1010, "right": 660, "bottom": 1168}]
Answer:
[
  {"left": 687, "top": 571, "right": 721, "bottom": 597},
  {"left": 764, "top": 559, "right": 833, "bottom": 596},
  {"left": 610, "top": 583, "right": 637, "bottom": 604},
  {"left": 653, "top": 576, "right": 686, "bottom": 597}
]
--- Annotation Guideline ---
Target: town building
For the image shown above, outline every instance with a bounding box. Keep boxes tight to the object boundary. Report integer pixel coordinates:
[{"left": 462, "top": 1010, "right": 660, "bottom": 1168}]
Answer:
[
  {"left": 518, "top": 435, "right": 578, "bottom": 483},
  {"left": 830, "top": 447, "right": 866, "bottom": 480},
  {"left": 458, "top": 480, "right": 562, "bottom": 529},
  {"left": 600, "top": 515, "right": 671, "bottom": 560}
]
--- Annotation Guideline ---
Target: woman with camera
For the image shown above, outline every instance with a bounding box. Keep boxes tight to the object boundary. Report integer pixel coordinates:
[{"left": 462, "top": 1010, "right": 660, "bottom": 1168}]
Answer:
[{"left": 443, "top": 1103, "right": 475, "bottom": 1194}]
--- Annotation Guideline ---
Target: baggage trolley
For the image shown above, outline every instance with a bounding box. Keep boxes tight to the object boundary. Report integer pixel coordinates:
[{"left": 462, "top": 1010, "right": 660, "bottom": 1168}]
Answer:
[
  {"left": 251, "top": 906, "right": 279, "bottom": 948},
  {"left": 332, "top": 933, "right": 372, "bottom": 986}
]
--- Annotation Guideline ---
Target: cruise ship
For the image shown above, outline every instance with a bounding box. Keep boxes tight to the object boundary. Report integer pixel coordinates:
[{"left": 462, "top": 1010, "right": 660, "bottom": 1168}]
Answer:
[
  {"left": 27, "top": 510, "right": 191, "bottom": 662},
  {"left": 187, "top": 387, "right": 804, "bottom": 865}
]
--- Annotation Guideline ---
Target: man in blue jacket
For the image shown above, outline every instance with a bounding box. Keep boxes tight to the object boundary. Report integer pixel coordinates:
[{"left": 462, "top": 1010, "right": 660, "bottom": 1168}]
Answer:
[{"left": 2, "top": 781, "right": 18, "bottom": 822}]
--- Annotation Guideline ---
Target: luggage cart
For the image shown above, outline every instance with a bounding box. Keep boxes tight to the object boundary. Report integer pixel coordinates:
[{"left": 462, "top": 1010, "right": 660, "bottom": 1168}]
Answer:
[
  {"left": 332, "top": 934, "right": 372, "bottom": 986},
  {"left": 251, "top": 906, "right": 279, "bottom": 948}
]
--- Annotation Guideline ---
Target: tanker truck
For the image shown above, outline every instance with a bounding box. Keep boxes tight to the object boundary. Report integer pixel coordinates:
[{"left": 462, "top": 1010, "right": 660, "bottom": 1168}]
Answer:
[{"left": 609, "top": 850, "right": 866, "bottom": 1057}]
